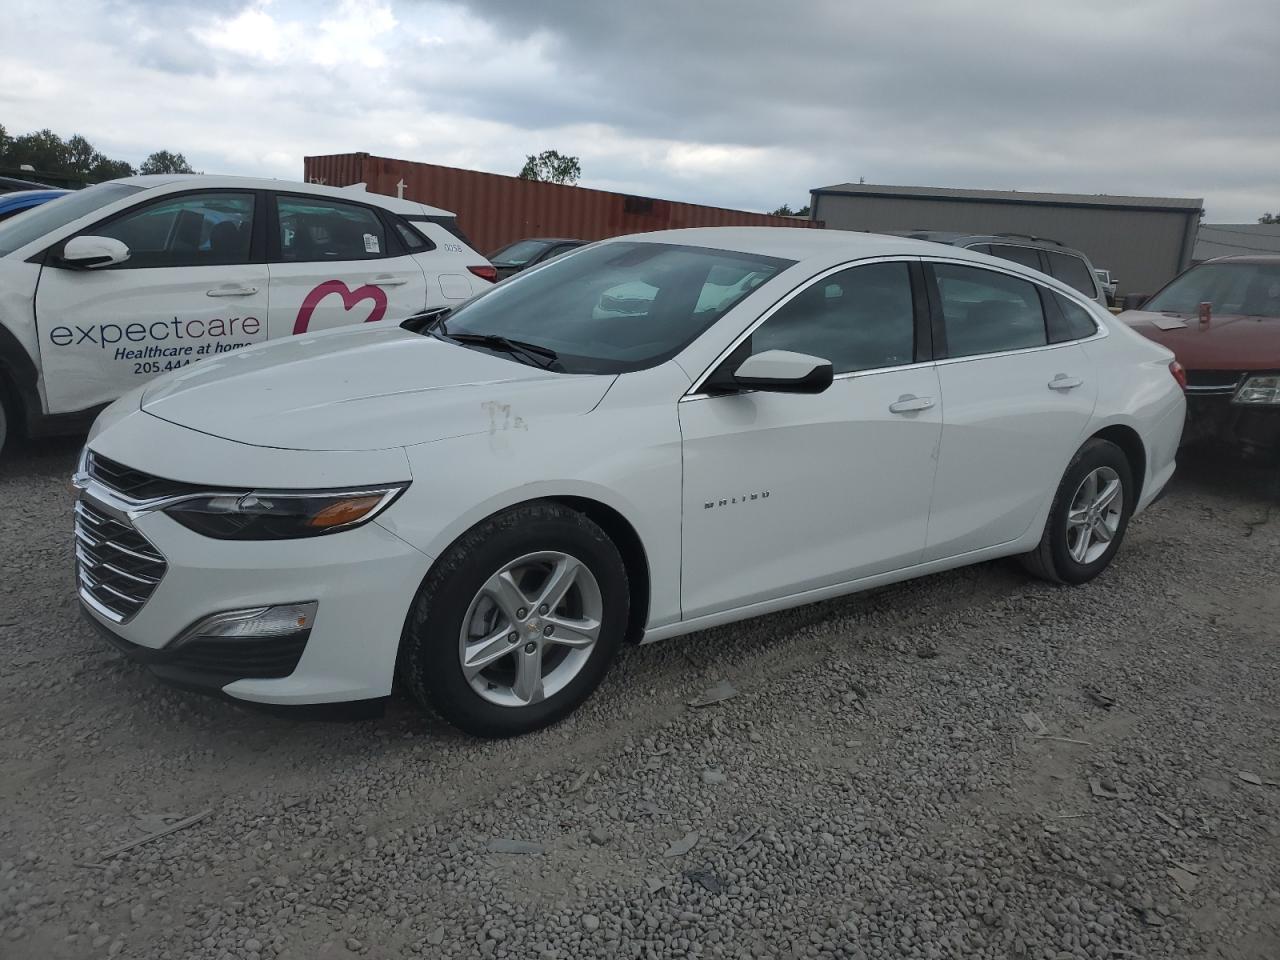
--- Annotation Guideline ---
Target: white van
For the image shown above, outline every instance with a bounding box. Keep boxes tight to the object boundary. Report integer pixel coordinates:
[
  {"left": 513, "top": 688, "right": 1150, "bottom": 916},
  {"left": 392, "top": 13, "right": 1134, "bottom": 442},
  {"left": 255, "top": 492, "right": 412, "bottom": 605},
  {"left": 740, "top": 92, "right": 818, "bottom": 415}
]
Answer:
[{"left": 0, "top": 175, "right": 495, "bottom": 453}]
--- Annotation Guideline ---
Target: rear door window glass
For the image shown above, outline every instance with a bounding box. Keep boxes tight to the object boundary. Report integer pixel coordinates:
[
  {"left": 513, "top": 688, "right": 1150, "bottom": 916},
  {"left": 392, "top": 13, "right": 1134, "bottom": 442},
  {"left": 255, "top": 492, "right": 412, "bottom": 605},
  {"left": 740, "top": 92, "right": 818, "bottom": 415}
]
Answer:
[
  {"left": 1046, "top": 291, "right": 1099, "bottom": 342},
  {"left": 276, "top": 195, "right": 387, "bottom": 262},
  {"left": 934, "top": 263, "right": 1048, "bottom": 357}
]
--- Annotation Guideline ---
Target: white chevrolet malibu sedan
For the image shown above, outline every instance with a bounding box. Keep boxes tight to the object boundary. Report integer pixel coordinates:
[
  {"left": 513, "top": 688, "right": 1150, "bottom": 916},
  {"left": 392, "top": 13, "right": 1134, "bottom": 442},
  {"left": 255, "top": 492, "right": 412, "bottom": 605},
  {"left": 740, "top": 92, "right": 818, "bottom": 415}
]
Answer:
[{"left": 75, "top": 228, "right": 1186, "bottom": 736}]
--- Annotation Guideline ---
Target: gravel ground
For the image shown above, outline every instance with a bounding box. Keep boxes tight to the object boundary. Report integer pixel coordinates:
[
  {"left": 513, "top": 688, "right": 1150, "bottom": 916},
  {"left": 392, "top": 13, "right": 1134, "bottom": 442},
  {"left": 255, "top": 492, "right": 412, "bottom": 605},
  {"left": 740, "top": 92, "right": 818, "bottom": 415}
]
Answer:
[{"left": 1, "top": 437, "right": 1278, "bottom": 960}]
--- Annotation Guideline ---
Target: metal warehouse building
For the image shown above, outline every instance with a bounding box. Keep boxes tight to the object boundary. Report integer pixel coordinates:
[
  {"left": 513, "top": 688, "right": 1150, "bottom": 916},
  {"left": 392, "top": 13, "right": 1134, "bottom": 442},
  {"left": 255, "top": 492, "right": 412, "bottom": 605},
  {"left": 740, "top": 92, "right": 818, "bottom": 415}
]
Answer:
[{"left": 810, "top": 183, "right": 1203, "bottom": 298}]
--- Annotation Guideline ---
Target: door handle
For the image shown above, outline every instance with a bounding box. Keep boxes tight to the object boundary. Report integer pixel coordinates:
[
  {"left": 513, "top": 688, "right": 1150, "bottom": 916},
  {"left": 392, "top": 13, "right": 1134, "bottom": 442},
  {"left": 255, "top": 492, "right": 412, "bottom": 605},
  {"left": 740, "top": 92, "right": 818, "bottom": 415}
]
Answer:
[
  {"left": 888, "top": 394, "right": 935, "bottom": 414},
  {"left": 206, "top": 285, "right": 258, "bottom": 297},
  {"left": 370, "top": 276, "right": 409, "bottom": 287},
  {"left": 1048, "top": 374, "right": 1084, "bottom": 391}
]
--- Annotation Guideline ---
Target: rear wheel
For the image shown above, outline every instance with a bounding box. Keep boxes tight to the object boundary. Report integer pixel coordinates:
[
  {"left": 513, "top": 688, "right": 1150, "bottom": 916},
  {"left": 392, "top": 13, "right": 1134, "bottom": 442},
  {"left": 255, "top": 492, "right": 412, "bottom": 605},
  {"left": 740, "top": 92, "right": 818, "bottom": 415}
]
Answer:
[
  {"left": 0, "top": 384, "right": 11, "bottom": 458},
  {"left": 1022, "top": 438, "right": 1135, "bottom": 585},
  {"left": 400, "top": 502, "right": 629, "bottom": 737}
]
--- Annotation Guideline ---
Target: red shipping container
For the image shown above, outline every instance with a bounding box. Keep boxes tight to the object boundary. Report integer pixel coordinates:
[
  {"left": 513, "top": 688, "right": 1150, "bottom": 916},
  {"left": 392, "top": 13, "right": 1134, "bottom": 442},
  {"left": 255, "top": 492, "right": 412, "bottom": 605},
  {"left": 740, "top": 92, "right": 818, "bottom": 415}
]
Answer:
[{"left": 303, "top": 153, "right": 822, "bottom": 257}]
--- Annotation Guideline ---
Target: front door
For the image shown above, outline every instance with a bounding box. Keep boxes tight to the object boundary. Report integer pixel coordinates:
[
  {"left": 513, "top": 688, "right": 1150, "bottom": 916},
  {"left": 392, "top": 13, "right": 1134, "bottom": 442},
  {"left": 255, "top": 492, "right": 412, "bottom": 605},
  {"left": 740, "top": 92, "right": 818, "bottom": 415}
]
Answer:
[
  {"left": 34, "top": 190, "right": 268, "bottom": 415},
  {"left": 265, "top": 193, "right": 428, "bottom": 339},
  {"left": 922, "top": 261, "right": 1098, "bottom": 560},
  {"left": 679, "top": 260, "right": 942, "bottom": 620}
]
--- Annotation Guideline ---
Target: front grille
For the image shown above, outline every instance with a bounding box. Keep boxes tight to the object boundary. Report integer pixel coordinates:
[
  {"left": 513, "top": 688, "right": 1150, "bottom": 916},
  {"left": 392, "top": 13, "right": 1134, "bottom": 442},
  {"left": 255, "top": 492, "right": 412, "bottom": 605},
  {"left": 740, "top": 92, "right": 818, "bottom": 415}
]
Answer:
[
  {"left": 75, "top": 500, "right": 167, "bottom": 622},
  {"left": 86, "top": 452, "right": 204, "bottom": 502},
  {"left": 1184, "top": 370, "right": 1243, "bottom": 395}
]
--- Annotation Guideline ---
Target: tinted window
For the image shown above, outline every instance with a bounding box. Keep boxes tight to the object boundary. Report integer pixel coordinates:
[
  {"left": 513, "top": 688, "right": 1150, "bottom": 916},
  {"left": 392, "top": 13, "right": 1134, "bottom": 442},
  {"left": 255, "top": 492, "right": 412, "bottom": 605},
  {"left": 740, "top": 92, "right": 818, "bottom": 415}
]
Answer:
[
  {"left": 934, "top": 263, "right": 1047, "bottom": 357},
  {"left": 987, "top": 244, "right": 1043, "bottom": 271},
  {"left": 1047, "top": 292, "right": 1099, "bottom": 342},
  {"left": 492, "top": 239, "right": 553, "bottom": 266},
  {"left": 1145, "top": 261, "right": 1280, "bottom": 318},
  {"left": 0, "top": 181, "right": 141, "bottom": 258},
  {"left": 1045, "top": 251, "right": 1098, "bottom": 297},
  {"left": 750, "top": 262, "right": 915, "bottom": 373},
  {"left": 277, "top": 195, "right": 386, "bottom": 262},
  {"left": 393, "top": 220, "right": 430, "bottom": 252},
  {"left": 95, "top": 192, "right": 254, "bottom": 268},
  {"left": 441, "top": 241, "right": 790, "bottom": 374}
]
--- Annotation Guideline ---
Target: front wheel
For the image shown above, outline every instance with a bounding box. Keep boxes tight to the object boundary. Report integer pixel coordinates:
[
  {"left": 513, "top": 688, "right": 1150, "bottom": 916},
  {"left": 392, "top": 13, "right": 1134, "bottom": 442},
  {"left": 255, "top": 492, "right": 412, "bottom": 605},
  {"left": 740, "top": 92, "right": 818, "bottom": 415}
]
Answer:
[
  {"left": 399, "top": 502, "right": 629, "bottom": 737},
  {"left": 1022, "top": 438, "right": 1135, "bottom": 585}
]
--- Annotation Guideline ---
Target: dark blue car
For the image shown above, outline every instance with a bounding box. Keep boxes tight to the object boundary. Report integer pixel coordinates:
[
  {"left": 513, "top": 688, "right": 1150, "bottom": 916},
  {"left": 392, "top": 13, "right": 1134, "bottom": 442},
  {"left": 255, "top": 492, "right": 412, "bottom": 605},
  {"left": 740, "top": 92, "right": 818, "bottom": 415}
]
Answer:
[{"left": 0, "top": 190, "right": 69, "bottom": 223}]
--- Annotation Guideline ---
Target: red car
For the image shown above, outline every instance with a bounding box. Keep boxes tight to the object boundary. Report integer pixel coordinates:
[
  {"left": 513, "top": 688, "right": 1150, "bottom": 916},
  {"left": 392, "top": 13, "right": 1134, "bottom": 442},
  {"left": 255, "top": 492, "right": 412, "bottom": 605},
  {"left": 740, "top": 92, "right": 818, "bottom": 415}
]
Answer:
[{"left": 1121, "top": 255, "right": 1280, "bottom": 454}]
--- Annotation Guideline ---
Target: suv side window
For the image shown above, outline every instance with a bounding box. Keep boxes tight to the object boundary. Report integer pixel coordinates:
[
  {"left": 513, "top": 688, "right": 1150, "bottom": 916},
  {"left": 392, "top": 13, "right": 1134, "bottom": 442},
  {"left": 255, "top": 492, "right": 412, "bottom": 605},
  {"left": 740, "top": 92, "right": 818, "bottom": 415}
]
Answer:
[
  {"left": 750, "top": 261, "right": 915, "bottom": 374},
  {"left": 1046, "top": 291, "right": 1099, "bottom": 342},
  {"left": 276, "top": 195, "right": 387, "bottom": 262},
  {"left": 933, "top": 263, "right": 1047, "bottom": 358},
  {"left": 92, "top": 192, "right": 254, "bottom": 269},
  {"left": 987, "top": 243, "right": 1043, "bottom": 272},
  {"left": 1045, "top": 251, "right": 1097, "bottom": 298}
]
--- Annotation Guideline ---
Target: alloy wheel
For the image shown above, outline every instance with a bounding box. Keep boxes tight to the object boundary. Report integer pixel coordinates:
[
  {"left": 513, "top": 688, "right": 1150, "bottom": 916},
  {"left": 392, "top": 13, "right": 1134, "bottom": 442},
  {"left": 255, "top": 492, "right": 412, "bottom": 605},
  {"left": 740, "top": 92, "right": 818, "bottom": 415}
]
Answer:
[
  {"left": 1065, "top": 466, "right": 1123, "bottom": 564},
  {"left": 458, "top": 551, "right": 603, "bottom": 708}
]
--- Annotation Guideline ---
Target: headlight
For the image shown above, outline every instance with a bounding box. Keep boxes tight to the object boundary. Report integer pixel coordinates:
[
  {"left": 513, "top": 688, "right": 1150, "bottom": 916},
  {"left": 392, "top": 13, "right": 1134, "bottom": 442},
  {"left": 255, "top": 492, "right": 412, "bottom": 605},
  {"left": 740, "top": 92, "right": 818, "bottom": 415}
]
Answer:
[
  {"left": 1234, "top": 375, "right": 1280, "bottom": 405},
  {"left": 163, "top": 484, "right": 407, "bottom": 540}
]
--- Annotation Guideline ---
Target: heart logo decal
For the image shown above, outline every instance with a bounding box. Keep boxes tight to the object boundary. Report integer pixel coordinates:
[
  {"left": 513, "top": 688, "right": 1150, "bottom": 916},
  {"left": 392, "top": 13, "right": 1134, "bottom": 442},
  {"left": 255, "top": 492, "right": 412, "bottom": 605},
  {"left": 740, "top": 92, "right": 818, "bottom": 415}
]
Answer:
[{"left": 293, "top": 279, "right": 388, "bottom": 335}]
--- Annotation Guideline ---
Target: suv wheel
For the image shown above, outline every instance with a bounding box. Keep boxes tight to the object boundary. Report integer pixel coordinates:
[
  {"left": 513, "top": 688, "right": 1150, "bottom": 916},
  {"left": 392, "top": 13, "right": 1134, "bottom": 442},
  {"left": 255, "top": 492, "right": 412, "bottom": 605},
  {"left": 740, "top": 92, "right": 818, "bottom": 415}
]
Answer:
[{"left": 400, "top": 502, "right": 629, "bottom": 737}]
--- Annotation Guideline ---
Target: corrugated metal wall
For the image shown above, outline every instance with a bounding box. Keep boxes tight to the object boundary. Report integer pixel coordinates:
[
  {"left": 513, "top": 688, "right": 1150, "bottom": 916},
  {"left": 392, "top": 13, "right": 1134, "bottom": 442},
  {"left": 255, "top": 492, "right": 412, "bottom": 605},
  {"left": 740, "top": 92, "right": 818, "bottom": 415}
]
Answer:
[
  {"left": 811, "top": 192, "right": 1198, "bottom": 298},
  {"left": 304, "top": 153, "right": 820, "bottom": 256}
]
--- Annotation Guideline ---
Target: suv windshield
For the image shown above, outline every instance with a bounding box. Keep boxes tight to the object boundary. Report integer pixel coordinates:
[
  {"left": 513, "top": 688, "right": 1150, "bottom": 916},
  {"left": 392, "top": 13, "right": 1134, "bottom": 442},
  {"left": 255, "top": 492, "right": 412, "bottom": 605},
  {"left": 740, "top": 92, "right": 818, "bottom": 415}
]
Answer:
[
  {"left": 1145, "top": 262, "right": 1280, "bottom": 318},
  {"left": 0, "top": 182, "right": 143, "bottom": 258},
  {"left": 440, "top": 241, "right": 792, "bottom": 373}
]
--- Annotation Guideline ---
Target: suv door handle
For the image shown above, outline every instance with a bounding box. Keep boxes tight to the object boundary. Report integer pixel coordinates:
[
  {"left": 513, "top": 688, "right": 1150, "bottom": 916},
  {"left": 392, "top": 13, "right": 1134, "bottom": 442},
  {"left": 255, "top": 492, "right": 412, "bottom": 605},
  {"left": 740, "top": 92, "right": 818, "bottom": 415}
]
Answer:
[
  {"left": 370, "top": 275, "right": 408, "bottom": 287},
  {"left": 888, "top": 394, "right": 935, "bottom": 414},
  {"left": 1048, "top": 374, "right": 1084, "bottom": 391},
  {"left": 206, "top": 285, "right": 258, "bottom": 297}
]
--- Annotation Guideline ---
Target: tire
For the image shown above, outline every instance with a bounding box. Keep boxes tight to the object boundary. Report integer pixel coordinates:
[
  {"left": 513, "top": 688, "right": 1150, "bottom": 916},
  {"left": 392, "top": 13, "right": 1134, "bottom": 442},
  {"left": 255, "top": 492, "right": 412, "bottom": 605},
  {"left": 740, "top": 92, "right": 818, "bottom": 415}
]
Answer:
[
  {"left": 0, "top": 384, "right": 11, "bottom": 460},
  {"left": 399, "top": 502, "right": 629, "bottom": 737},
  {"left": 1021, "top": 438, "right": 1135, "bottom": 585}
]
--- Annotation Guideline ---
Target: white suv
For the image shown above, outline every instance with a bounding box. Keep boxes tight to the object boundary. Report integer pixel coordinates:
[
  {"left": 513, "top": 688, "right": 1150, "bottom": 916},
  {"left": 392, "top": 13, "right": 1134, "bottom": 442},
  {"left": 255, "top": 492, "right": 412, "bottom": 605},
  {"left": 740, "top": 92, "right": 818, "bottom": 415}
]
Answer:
[{"left": 0, "top": 175, "right": 494, "bottom": 454}]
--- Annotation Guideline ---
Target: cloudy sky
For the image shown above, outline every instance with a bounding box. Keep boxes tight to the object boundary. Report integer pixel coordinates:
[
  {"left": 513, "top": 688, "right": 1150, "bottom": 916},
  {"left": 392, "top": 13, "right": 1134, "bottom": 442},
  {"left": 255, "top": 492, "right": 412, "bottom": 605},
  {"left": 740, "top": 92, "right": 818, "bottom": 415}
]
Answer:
[{"left": 3, "top": 0, "right": 1279, "bottom": 220}]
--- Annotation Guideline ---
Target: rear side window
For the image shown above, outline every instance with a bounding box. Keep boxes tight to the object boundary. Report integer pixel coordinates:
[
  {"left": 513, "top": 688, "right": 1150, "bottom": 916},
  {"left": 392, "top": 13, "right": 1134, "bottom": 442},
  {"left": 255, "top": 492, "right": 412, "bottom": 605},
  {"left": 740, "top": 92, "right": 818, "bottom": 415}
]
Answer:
[
  {"left": 750, "top": 262, "right": 915, "bottom": 374},
  {"left": 409, "top": 214, "right": 473, "bottom": 247},
  {"left": 393, "top": 219, "right": 431, "bottom": 252},
  {"left": 934, "top": 263, "right": 1047, "bottom": 358},
  {"left": 1046, "top": 292, "right": 1099, "bottom": 342},
  {"left": 1045, "top": 251, "right": 1098, "bottom": 298},
  {"left": 276, "top": 195, "right": 387, "bottom": 262},
  {"left": 93, "top": 191, "right": 254, "bottom": 269},
  {"left": 986, "top": 244, "right": 1043, "bottom": 272}
]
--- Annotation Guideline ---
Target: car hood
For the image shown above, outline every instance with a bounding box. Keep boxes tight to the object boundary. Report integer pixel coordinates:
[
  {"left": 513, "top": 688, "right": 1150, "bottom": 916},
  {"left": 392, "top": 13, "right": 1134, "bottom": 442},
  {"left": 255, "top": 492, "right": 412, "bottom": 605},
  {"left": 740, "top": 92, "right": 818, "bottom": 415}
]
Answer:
[
  {"left": 1120, "top": 309, "right": 1280, "bottom": 369},
  {"left": 140, "top": 324, "right": 614, "bottom": 451}
]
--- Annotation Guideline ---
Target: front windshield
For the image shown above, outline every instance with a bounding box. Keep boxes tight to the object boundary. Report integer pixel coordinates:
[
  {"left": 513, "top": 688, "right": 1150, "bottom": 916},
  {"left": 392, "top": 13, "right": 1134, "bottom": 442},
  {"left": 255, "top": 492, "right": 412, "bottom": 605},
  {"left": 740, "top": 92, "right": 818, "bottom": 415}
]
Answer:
[
  {"left": 491, "top": 239, "right": 554, "bottom": 266},
  {"left": 0, "top": 181, "right": 143, "bottom": 258},
  {"left": 442, "top": 241, "right": 792, "bottom": 373},
  {"left": 1145, "top": 262, "right": 1280, "bottom": 318}
]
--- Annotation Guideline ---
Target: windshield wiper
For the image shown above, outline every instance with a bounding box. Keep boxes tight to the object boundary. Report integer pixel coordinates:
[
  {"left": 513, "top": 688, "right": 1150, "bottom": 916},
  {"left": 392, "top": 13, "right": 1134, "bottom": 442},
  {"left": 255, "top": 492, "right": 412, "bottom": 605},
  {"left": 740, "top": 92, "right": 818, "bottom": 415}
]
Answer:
[{"left": 446, "top": 332, "right": 560, "bottom": 369}]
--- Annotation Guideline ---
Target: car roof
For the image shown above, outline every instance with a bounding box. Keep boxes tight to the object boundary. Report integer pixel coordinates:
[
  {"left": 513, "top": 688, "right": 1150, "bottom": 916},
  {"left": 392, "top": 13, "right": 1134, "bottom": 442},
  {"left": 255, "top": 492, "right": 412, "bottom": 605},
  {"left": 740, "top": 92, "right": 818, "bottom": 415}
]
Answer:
[
  {"left": 0, "top": 189, "right": 67, "bottom": 204},
  {"left": 620, "top": 226, "right": 990, "bottom": 262},
  {"left": 114, "top": 174, "right": 455, "bottom": 217},
  {"left": 1203, "top": 254, "right": 1280, "bottom": 265}
]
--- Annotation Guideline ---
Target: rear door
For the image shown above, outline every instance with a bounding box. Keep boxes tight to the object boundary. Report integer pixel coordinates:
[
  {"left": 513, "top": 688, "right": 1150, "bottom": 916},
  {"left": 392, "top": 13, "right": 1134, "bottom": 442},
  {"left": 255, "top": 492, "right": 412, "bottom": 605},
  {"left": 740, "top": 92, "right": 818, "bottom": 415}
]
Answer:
[
  {"left": 265, "top": 192, "right": 428, "bottom": 339},
  {"left": 923, "top": 260, "right": 1098, "bottom": 560},
  {"left": 34, "top": 189, "right": 269, "bottom": 414}
]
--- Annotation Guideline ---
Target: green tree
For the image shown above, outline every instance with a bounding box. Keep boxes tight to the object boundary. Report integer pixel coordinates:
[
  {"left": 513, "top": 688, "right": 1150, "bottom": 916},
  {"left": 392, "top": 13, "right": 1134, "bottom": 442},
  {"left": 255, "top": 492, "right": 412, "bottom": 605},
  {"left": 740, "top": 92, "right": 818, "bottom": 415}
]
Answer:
[
  {"left": 769, "top": 203, "right": 811, "bottom": 217},
  {"left": 0, "top": 124, "right": 137, "bottom": 182},
  {"left": 140, "top": 150, "right": 197, "bottom": 175},
  {"left": 518, "top": 149, "right": 581, "bottom": 185},
  {"left": 1260, "top": 212, "right": 1279, "bottom": 224}
]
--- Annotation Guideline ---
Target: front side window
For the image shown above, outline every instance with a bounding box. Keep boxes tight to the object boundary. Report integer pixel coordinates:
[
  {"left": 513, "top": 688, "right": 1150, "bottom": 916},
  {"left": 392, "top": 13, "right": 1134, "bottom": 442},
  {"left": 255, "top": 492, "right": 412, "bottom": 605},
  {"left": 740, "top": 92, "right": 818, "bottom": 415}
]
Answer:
[
  {"left": 934, "top": 263, "right": 1047, "bottom": 358},
  {"left": 1144, "top": 261, "right": 1280, "bottom": 318},
  {"left": 1045, "top": 251, "right": 1098, "bottom": 298},
  {"left": 439, "top": 241, "right": 791, "bottom": 374},
  {"left": 749, "top": 262, "right": 915, "bottom": 374},
  {"left": 93, "top": 192, "right": 254, "bottom": 268},
  {"left": 0, "top": 181, "right": 142, "bottom": 258},
  {"left": 276, "top": 195, "right": 387, "bottom": 262}
]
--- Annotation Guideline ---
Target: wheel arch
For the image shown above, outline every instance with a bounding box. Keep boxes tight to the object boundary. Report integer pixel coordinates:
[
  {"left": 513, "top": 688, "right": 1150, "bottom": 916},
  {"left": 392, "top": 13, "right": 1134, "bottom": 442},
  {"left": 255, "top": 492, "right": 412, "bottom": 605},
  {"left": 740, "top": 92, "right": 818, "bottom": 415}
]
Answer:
[{"left": 1089, "top": 423, "right": 1147, "bottom": 504}]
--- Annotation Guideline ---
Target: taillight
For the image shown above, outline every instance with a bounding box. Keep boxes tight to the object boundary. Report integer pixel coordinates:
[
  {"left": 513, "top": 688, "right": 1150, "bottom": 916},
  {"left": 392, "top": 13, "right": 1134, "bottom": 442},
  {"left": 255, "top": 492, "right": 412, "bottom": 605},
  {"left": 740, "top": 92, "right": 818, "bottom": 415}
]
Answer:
[
  {"left": 468, "top": 265, "right": 497, "bottom": 283},
  {"left": 1169, "top": 360, "right": 1187, "bottom": 391}
]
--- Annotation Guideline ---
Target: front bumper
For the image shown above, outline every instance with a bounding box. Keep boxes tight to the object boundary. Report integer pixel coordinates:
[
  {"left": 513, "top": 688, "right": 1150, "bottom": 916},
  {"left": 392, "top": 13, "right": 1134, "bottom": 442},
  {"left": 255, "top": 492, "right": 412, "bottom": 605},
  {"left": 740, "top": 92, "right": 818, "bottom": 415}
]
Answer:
[
  {"left": 75, "top": 482, "right": 432, "bottom": 708},
  {"left": 1184, "top": 394, "right": 1280, "bottom": 452}
]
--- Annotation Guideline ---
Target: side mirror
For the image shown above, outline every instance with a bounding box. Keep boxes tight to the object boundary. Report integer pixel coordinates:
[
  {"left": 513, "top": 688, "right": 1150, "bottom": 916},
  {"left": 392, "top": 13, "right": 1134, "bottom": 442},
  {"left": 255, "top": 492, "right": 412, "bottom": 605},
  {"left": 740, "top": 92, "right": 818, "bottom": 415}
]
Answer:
[
  {"left": 59, "top": 236, "right": 130, "bottom": 269},
  {"left": 721, "top": 349, "right": 834, "bottom": 394},
  {"left": 1121, "top": 293, "right": 1149, "bottom": 311}
]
